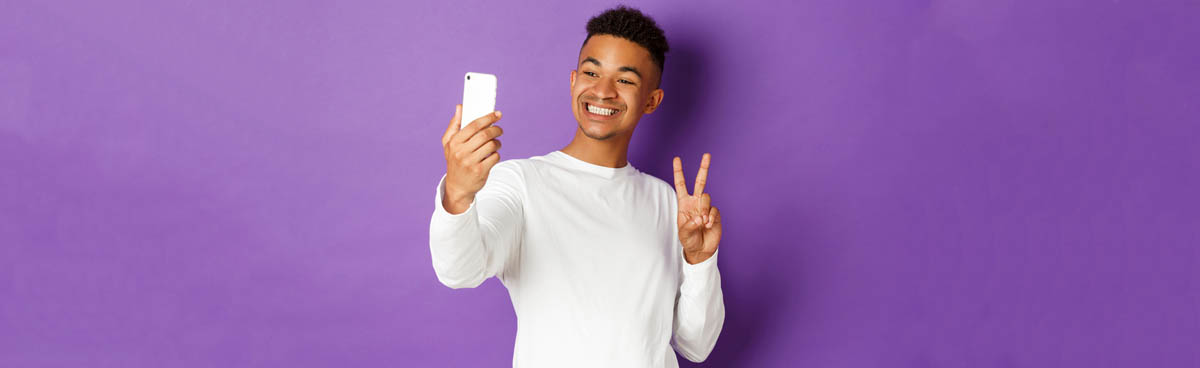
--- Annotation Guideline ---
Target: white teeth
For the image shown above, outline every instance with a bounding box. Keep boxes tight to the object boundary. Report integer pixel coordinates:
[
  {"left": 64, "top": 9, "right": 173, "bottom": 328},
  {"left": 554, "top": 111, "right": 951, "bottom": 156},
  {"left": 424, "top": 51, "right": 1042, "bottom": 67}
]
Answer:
[{"left": 587, "top": 104, "right": 617, "bottom": 116}]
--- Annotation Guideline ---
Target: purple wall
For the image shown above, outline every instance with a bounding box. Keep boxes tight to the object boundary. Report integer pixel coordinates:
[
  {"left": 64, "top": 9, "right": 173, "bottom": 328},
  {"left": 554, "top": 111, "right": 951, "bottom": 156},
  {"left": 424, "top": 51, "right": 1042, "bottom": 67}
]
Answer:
[{"left": 3, "top": 1, "right": 1198, "bottom": 366}]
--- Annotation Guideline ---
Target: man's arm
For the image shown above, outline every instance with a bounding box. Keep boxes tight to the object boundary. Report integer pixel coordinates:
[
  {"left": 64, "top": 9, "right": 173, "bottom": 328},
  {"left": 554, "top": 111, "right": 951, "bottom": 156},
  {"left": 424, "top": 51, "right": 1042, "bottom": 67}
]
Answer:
[
  {"left": 429, "top": 163, "right": 524, "bottom": 288},
  {"left": 428, "top": 105, "right": 521, "bottom": 289},
  {"left": 670, "top": 154, "right": 725, "bottom": 362},
  {"left": 671, "top": 248, "right": 725, "bottom": 362}
]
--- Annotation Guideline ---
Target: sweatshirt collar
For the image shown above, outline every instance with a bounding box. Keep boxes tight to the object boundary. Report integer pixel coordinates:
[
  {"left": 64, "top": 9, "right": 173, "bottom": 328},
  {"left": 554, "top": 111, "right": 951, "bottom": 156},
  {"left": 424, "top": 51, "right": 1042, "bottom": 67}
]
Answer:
[{"left": 547, "top": 151, "right": 638, "bottom": 179}]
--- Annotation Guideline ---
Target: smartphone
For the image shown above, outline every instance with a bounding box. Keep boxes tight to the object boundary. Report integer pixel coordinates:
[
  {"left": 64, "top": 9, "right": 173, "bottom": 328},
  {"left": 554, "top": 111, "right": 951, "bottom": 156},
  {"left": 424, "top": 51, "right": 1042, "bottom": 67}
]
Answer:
[{"left": 461, "top": 72, "right": 497, "bottom": 129}]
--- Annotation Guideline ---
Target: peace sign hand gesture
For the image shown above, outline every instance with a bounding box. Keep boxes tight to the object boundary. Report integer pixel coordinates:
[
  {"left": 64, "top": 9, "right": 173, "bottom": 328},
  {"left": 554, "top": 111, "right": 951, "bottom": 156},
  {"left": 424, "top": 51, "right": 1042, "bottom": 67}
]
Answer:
[{"left": 674, "top": 153, "right": 722, "bottom": 265}]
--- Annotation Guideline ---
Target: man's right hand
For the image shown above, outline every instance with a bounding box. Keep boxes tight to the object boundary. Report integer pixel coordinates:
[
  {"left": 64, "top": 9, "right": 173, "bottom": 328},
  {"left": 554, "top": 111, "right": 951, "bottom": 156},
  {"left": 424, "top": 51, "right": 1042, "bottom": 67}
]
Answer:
[{"left": 441, "top": 104, "right": 504, "bottom": 214}]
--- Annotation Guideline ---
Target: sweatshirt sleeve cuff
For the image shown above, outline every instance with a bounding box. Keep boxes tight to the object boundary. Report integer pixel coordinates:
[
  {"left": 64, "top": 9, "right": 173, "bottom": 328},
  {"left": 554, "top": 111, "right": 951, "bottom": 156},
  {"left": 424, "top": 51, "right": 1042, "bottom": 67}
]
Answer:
[{"left": 680, "top": 248, "right": 720, "bottom": 296}]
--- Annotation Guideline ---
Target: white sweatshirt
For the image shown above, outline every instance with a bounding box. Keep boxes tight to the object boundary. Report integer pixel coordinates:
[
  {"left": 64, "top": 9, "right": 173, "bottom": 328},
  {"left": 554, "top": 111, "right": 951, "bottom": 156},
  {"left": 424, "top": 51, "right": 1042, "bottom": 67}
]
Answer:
[{"left": 429, "top": 150, "right": 725, "bottom": 368}]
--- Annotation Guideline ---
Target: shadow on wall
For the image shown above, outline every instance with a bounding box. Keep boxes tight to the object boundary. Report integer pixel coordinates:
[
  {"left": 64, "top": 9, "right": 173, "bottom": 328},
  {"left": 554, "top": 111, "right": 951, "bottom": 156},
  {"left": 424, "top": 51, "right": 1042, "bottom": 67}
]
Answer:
[
  {"left": 627, "top": 22, "right": 811, "bottom": 367},
  {"left": 627, "top": 32, "right": 703, "bottom": 176},
  {"left": 687, "top": 204, "right": 817, "bottom": 367}
]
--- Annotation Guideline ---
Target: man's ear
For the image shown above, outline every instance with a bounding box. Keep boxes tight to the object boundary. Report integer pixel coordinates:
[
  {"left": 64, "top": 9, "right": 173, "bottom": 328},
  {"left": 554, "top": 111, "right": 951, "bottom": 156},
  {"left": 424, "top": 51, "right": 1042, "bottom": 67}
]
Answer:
[
  {"left": 643, "top": 88, "right": 664, "bottom": 114},
  {"left": 569, "top": 69, "right": 576, "bottom": 90}
]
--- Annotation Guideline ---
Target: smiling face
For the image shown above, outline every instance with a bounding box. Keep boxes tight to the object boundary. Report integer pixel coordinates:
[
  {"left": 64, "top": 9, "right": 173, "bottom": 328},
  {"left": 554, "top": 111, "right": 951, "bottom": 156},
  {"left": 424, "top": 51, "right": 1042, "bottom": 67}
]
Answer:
[{"left": 570, "top": 34, "right": 664, "bottom": 141}]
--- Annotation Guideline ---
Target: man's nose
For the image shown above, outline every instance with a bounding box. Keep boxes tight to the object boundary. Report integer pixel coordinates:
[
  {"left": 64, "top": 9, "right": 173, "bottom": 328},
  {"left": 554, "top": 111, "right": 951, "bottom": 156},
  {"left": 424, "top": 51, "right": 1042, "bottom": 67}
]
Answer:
[{"left": 591, "top": 78, "right": 617, "bottom": 99}]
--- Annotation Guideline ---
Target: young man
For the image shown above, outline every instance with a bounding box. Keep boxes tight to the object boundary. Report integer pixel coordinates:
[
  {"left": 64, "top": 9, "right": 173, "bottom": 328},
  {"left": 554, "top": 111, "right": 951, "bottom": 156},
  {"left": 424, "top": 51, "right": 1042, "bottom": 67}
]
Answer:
[{"left": 430, "top": 6, "right": 724, "bottom": 367}]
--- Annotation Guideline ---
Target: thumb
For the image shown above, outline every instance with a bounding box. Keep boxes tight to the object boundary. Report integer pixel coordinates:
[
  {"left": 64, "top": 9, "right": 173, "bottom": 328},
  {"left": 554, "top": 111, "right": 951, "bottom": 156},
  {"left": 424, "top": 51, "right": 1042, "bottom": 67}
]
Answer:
[
  {"left": 442, "top": 104, "right": 462, "bottom": 146},
  {"left": 680, "top": 211, "right": 703, "bottom": 231}
]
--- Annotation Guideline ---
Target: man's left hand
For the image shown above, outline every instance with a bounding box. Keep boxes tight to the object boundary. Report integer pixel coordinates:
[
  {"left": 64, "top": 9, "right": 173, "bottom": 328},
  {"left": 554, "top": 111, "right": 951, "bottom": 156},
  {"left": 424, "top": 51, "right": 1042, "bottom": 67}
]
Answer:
[{"left": 674, "top": 153, "right": 722, "bottom": 264}]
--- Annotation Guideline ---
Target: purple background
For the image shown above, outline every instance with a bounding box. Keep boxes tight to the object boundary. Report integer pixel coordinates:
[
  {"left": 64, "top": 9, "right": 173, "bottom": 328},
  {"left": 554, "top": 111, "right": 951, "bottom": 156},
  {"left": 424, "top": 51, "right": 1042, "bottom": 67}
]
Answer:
[{"left": 3, "top": 0, "right": 1198, "bottom": 366}]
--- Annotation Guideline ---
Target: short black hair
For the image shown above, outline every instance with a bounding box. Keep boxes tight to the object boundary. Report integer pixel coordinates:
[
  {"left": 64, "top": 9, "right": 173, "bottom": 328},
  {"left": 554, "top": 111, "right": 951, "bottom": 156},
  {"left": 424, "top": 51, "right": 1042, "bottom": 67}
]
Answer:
[{"left": 582, "top": 6, "right": 669, "bottom": 76}]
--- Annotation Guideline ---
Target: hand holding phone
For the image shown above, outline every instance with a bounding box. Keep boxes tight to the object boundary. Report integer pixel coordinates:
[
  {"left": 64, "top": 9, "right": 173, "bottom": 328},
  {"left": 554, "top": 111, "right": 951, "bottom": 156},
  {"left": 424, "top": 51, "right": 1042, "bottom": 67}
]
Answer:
[{"left": 439, "top": 72, "right": 503, "bottom": 214}]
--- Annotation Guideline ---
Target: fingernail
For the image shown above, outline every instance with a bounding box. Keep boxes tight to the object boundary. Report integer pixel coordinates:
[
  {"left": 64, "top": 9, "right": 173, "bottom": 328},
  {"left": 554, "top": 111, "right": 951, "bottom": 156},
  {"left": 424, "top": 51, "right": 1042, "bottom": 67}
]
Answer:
[
  {"left": 495, "top": 111, "right": 502, "bottom": 117},
  {"left": 693, "top": 218, "right": 702, "bottom": 225}
]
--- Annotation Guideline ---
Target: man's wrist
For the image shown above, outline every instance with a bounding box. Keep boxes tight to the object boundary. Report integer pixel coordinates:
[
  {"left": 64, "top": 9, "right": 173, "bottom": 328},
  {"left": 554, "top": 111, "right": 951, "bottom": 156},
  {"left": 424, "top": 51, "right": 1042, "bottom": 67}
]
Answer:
[
  {"left": 683, "top": 249, "right": 714, "bottom": 265},
  {"left": 441, "top": 186, "right": 475, "bottom": 215}
]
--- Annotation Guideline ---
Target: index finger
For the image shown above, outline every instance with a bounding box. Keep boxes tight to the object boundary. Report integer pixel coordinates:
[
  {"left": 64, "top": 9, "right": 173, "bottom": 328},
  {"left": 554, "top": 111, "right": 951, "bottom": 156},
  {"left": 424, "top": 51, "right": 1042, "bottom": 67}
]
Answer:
[
  {"left": 694, "top": 153, "right": 711, "bottom": 195},
  {"left": 672, "top": 156, "right": 688, "bottom": 197},
  {"left": 455, "top": 111, "right": 501, "bottom": 144}
]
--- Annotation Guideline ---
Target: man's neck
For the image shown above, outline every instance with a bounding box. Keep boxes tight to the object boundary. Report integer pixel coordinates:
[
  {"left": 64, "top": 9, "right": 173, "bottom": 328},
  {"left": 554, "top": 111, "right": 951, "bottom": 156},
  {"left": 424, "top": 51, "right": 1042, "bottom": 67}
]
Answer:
[{"left": 561, "top": 128, "right": 631, "bottom": 168}]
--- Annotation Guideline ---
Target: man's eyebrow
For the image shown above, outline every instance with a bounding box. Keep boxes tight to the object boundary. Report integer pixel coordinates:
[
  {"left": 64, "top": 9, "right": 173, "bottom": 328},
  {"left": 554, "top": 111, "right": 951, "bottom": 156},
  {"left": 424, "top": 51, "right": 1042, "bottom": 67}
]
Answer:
[
  {"left": 618, "top": 66, "right": 642, "bottom": 79},
  {"left": 580, "top": 57, "right": 643, "bottom": 80}
]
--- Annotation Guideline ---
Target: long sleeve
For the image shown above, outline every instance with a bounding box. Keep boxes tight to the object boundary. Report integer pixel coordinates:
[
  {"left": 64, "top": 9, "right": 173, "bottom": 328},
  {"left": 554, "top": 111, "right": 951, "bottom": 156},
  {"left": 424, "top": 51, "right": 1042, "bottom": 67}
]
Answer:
[
  {"left": 428, "top": 161, "right": 525, "bottom": 289},
  {"left": 670, "top": 248, "right": 725, "bottom": 362}
]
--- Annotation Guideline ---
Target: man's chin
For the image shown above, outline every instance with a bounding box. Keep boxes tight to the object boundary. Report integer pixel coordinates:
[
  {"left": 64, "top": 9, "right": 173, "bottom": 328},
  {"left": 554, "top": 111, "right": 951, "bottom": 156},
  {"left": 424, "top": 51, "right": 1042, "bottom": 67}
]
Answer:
[
  {"left": 579, "top": 123, "right": 618, "bottom": 141},
  {"left": 584, "top": 132, "right": 617, "bottom": 141}
]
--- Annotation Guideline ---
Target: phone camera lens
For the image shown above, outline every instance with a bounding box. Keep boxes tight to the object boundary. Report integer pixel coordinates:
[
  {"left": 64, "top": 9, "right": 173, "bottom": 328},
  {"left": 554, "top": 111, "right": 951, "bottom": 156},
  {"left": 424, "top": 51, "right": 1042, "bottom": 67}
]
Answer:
[{"left": 467, "top": 75, "right": 471, "bottom": 80}]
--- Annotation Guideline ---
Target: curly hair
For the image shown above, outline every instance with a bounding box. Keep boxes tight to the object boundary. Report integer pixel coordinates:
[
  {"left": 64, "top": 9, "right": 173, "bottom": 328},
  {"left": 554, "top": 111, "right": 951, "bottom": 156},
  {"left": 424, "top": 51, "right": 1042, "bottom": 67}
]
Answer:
[{"left": 582, "top": 6, "right": 670, "bottom": 75}]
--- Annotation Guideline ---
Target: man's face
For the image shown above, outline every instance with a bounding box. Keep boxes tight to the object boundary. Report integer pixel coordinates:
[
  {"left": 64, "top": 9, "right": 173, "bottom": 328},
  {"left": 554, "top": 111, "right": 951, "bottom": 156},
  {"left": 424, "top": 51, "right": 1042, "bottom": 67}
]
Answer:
[{"left": 571, "top": 34, "right": 664, "bottom": 141}]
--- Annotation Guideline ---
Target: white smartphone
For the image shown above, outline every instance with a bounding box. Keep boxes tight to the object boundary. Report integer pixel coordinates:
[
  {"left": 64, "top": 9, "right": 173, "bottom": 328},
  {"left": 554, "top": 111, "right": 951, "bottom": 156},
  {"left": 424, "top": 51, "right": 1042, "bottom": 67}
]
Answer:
[{"left": 461, "top": 72, "right": 497, "bottom": 129}]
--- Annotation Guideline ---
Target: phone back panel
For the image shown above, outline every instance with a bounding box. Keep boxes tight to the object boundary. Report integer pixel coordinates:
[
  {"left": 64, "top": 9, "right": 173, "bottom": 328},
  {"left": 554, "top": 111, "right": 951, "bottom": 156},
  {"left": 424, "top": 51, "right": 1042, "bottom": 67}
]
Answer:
[{"left": 461, "top": 72, "right": 497, "bottom": 128}]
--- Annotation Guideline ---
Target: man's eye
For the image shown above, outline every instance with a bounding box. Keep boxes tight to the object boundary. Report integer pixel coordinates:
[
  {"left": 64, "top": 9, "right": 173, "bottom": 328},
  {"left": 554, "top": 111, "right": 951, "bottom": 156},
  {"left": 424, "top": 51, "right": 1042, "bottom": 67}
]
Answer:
[
  {"left": 584, "top": 71, "right": 598, "bottom": 77},
  {"left": 618, "top": 79, "right": 635, "bottom": 85}
]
